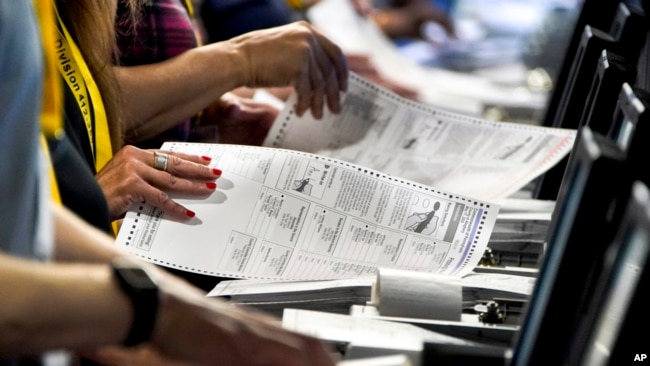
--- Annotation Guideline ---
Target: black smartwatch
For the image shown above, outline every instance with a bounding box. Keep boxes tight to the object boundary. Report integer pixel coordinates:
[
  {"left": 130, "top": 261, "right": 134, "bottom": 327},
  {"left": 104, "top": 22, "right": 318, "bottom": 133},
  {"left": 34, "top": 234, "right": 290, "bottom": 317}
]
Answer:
[{"left": 111, "top": 258, "right": 160, "bottom": 347}]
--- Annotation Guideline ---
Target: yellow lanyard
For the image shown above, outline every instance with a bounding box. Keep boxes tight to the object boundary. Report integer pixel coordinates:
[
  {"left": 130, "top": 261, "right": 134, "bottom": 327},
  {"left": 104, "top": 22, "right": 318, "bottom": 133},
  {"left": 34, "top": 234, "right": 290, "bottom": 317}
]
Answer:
[
  {"left": 53, "top": 6, "right": 113, "bottom": 172},
  {"left": 181, "top": 0, "right": 194, "bottom": 17},
  {"left": 34, "top": 0, "right": 64, "bottom": 204},
  {"left": 40, "top": 135, "right": 61, "bottom": 204},
  {"left": 180, "top": 0, "right": 203, "bottom": 47},
  {"left": 286, "top": 0, "right": 304, "bottom": 10}
]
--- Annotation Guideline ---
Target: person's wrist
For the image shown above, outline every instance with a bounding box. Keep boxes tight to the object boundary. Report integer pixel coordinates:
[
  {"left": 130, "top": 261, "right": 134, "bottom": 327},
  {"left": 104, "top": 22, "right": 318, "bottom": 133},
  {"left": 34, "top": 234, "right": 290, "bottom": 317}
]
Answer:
[
  {"left": 111, "top": 258, "right": 160, "bottom": 347},
  {"left": 222, "top": 39, "right": 254, "bottom": 89}
]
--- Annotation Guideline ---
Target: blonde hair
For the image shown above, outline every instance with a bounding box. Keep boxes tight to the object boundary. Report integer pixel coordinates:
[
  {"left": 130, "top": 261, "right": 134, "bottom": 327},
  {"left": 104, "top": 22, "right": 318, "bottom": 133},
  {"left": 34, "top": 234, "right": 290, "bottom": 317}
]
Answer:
[{"left": 55, "top": 0, "right": 142, "bottom": 151}]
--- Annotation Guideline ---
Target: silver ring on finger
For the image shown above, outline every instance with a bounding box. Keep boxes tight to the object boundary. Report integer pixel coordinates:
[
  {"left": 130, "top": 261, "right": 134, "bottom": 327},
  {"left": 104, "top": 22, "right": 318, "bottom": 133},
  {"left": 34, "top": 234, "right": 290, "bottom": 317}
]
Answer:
[{"left": 153, "top": 152, "right": 169, "bottom": 172}]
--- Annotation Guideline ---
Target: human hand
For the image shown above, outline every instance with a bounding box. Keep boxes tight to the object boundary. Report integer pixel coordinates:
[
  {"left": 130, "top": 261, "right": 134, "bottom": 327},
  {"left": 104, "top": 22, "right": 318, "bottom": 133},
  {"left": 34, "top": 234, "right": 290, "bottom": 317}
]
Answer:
[
  {"left": 346, "top": 53, "right": 420, "bottom": 101},
  {"left": 154, "top": 276, "right": 338, "bottom": 366},
  {"left": 84, "top": 272, "right": 338, "bottom": 366},
  {"left": 95, "top": 146, "right": 221, "bottom": 220},
  {"left": 228, "top": 21, "right": 348, "bottom": 119},
  {"left": 371, "top": 0, "right": 455, "bottom": 40},
  {"left": 196, "top": 93, "right": 280, "bottom": 145},
  {"left": 349, "top": 0, "right": 373, "bottom": 16}
]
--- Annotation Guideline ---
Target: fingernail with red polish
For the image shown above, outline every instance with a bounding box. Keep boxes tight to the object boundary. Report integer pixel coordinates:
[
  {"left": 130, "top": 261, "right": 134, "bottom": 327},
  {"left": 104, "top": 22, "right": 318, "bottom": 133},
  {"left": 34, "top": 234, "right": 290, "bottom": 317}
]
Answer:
[
  {"left": 201, "top": 155, "right": 212, "bottom": 162},
  {"left": 206, "top": 182, "right": 217, "bottom": 189},
  {"left": 186, "top": 210, "right": 196, "bottom": 218},
  {"left": 212, "top": 168, "right": 222, "bottom": 176}
]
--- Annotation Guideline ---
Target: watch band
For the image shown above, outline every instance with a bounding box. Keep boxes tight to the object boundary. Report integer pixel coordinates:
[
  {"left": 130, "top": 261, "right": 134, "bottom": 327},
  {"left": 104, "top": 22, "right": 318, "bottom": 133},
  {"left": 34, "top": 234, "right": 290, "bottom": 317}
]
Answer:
[{"left": 111, "top": 258, "right": 160, "bottom": 347}]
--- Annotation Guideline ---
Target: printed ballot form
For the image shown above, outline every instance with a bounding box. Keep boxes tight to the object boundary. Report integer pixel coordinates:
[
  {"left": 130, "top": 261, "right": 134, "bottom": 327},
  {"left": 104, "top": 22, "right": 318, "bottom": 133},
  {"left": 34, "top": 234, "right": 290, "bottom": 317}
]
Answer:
[
  {"left": 116, "top": 143, "right": 498, "bottom": 280},
  {"left": 264, "top": 73, "right": 576, "bottom": 202}
]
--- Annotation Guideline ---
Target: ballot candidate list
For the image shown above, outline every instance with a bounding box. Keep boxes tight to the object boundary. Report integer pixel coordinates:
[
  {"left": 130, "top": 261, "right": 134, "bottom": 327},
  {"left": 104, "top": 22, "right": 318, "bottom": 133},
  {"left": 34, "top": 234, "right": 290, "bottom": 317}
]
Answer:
[
  {"left": 116, "top": 144, "right": 498, "bottom": 280},
  {"left": 265, "top": 73, "right": 576, "bottom": 202}
]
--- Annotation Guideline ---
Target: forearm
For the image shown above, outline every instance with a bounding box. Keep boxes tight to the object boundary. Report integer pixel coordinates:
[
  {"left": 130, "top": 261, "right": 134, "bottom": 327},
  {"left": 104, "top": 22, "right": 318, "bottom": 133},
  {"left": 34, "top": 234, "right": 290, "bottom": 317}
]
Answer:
[
  {"left": 116, "top": 42, "right": 248, "bottom": 142},
  {"left": 52, "top": 202, "right": 127, "bottom": 263},
  {"left": 116, "top": 21, "right": 349, "bottom": 141},
  {"left": 0, "top": 254, "right": 131, "bottom": 355}
]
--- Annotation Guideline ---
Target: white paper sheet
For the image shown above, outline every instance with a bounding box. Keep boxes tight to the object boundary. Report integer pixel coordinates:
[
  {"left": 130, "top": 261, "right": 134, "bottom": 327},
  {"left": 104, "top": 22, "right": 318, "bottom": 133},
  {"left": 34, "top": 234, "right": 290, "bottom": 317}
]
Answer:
[
  {"left": 116, "top": 144, "right": 499, "bottom": 280},
  {"left": 264, "top": 74, "right": 576, "bottom": 201},
  {"left": 282, "top": 308, "right": 473, "bottom": 347}
]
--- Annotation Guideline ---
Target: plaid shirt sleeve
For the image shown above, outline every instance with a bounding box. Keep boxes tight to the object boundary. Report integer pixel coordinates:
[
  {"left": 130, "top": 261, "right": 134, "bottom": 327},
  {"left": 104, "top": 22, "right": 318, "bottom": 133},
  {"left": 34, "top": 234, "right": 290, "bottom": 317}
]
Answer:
[
  {"left": 116, "top": 0, "right": 200, "bottom": 65},
  {"left": 115, "top": 0, "right": 201, "bottom": 147}
]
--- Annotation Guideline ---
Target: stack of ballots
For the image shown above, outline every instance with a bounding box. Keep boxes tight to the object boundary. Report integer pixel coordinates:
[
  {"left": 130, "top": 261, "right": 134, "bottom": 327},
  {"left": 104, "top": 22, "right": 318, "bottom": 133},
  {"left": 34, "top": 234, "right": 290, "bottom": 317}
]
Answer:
[
  {"left": 208, "top": 277, "right": 376, "bottom": 317},
  {"left": 207, "top": 269, "right": 534, "bottom": 319},
  {"left": 484, "top": 197, "right": 556, "bottom": 269}
]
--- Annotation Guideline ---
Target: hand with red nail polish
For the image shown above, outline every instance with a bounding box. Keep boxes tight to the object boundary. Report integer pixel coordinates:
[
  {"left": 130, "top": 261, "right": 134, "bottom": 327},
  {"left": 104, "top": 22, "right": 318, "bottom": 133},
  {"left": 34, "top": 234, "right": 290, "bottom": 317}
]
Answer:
[{"left": 95, "top": 145, "right": 222, "bottom": 221}]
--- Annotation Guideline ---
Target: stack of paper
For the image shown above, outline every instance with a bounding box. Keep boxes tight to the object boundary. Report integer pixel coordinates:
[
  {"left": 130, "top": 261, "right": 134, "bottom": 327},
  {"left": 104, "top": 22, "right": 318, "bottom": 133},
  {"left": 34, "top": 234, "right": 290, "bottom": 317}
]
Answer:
[
  {"left": 282, "top": 308, "right": 476, "bottom": 365},
  {"left": 208, "top": 269, "right": 533, "bottom": 319},
  {"left": 208, "top": 277, "right": 375, "bottom": 317},
  {"left": 486, "top": 197, "right": 556, "bottom": 268},
  {"left": 460, "top": 272, "right": 533, "bottom": 314}
]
